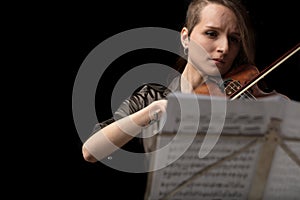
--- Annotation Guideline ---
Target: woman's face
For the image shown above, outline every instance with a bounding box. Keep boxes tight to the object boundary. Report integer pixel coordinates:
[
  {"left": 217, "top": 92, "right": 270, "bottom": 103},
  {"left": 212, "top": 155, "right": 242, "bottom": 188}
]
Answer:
[{"left": 182, "top": 4, "right": 241, "bottom": 77}]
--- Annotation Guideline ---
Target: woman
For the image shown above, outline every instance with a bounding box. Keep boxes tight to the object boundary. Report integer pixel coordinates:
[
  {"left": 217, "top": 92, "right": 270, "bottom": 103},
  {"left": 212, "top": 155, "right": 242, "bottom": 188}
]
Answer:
[{"left": 82, "top": 0, "right": 267, "bottom": 163}]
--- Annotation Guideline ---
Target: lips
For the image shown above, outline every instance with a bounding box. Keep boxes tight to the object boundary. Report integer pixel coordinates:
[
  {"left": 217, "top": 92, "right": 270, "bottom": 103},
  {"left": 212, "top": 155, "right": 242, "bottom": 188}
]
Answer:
[{"left": 212, "top": 58, "right": 225, "bottom": 64}]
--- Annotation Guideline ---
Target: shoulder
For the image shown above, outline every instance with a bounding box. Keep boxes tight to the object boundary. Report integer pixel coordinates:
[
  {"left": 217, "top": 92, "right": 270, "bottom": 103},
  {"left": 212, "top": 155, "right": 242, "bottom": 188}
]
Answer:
[
  {"left": 115, "top": 83, "right": 171, "bottom": 118},
  {"left": 132, "top": 83, "right": 171, "bottom": 98},
  {"left": 129, "top": 83, "right": 171, "bottom": 107}
]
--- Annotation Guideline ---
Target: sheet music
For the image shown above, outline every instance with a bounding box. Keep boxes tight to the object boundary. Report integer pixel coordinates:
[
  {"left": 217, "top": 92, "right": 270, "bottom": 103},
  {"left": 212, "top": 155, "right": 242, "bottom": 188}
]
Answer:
[
  {"left": 146, "top": 136, "right": 261, "bottom": 200},
  {"left": 263, "top": 141, "right": 300, "bottom": 200},
  {"left": 280, "top": 100, "right": 300, "bottom": 138},
  {"left": 144, "top": 93, "right": 300, "bottom": 200},
  {"left": 161, "top": 93, "right": 276, "bottom": 135}
]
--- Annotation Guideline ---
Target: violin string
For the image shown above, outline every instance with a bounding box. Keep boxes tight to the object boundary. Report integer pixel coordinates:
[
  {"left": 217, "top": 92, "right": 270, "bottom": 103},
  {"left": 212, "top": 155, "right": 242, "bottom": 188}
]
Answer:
[
  {"left": 209, "top": 77, "right": 257, "bottom": 100},
  {"left": 234, "top": 81, "right": 256, "bottom": 100},
  {"left": 227, "top": 81, "right": 256, "bottom": 100}
]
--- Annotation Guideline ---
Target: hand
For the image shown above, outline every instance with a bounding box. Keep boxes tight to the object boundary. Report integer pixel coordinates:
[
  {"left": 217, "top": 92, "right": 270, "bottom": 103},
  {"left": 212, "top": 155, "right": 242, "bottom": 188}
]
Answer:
[{"left": 147, "top": 99, "right": 168, "bottom": 123}]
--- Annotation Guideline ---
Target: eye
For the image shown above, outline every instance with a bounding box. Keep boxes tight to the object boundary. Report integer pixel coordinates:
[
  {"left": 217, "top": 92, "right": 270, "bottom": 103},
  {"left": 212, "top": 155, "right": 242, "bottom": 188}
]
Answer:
[
  {"left": 205, "top": 31, "right": 218, "bottom": 38},
  {"left": 229, "top": 35, "right": 241, "bottom": 44}
]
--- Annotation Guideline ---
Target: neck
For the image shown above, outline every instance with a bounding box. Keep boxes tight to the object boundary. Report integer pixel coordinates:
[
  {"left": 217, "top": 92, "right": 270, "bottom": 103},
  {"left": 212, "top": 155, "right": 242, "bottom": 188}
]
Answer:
[{"left": 181, "top": 64, "right": 206, "bottom": 93}]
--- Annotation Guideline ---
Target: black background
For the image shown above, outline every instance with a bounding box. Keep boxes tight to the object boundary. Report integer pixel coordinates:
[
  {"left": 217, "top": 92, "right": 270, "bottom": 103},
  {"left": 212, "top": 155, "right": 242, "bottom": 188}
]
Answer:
[{"left": 13, "top": 0, "right": 298, "bottom": 199}]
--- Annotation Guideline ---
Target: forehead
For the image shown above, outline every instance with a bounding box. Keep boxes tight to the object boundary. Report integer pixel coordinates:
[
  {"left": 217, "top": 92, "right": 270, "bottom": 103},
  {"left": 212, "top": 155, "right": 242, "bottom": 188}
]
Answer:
[{"left": 198, "top": 4, "right": 239, "bottom": 32}]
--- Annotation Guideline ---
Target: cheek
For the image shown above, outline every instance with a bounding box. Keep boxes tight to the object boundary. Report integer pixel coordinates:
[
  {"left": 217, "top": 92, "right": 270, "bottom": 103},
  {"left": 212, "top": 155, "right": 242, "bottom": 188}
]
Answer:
[
  {"left": 189, "top": 40, "right": 210, "bottom": 64},
  {"left": 188, "top": 40, "right": 221, "bottom": 76}
]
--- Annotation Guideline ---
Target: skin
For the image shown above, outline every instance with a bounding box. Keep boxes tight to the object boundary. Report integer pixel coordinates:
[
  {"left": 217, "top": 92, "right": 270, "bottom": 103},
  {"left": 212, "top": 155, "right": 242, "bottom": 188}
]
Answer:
[
  {"left": 82, "top": 3, "right": 243, "bottom": 162},
  {"left": 181, "top": 4, "right": 241, "bottom": 93}
]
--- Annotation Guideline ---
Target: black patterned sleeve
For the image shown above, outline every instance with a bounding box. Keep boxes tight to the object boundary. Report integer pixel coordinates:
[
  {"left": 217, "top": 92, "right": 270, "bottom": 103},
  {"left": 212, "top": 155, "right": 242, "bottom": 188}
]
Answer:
[{"left": 91, "top": 83, "right": 170, "bottom": 134}]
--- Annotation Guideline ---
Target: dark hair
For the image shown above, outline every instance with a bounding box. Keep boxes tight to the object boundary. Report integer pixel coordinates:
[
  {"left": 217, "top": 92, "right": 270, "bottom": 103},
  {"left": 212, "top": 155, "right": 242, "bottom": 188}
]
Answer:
[{"left": 176, "top": 0, "right": 255, "bottom": 73}]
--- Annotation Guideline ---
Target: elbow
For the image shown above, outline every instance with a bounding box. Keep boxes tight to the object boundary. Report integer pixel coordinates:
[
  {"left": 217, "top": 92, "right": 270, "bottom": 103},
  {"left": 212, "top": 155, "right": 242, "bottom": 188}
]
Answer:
[{"left": 82, "top": 146, "right": 98, "bottom": 163}]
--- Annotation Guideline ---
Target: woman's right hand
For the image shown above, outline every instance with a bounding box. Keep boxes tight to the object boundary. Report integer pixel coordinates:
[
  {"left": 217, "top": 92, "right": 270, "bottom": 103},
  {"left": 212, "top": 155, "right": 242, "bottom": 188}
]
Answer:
[{"left": 146, "top": 99, "right": 168, "bottom": 125}]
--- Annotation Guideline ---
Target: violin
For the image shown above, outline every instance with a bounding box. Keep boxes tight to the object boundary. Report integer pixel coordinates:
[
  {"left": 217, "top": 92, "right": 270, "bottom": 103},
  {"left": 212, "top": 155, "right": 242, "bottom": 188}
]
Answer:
[
  {"left": 194, "top": 42, "right": 300, "bottom": 100},
  {"left": 193, "top": 64, "right": 273, "bottom": 100}
]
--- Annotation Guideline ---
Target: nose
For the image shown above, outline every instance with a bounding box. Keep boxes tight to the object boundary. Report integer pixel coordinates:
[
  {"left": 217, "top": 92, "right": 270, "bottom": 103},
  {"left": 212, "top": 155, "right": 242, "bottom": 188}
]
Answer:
[{"left": 216, "top": 37, "right": 229, "bottom": 54}]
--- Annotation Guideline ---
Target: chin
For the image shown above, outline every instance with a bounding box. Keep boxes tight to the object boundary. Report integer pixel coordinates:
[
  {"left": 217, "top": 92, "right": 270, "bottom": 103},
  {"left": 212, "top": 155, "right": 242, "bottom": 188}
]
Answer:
[{"left": 206, "top": 68, "right": 223, "bottom": 77}]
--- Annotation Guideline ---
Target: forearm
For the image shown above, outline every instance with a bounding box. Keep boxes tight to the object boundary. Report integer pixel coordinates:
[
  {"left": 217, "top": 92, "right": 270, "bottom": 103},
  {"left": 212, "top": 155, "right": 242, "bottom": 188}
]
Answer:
[{"left": 82, "top": 106, "right": 152, "bottom": 162}]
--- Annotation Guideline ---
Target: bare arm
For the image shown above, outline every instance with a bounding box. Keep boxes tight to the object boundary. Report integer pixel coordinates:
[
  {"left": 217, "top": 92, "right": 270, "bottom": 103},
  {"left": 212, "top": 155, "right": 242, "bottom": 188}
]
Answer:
[{"left": 82, "top": 100, "right": 167, "bottom": 162}]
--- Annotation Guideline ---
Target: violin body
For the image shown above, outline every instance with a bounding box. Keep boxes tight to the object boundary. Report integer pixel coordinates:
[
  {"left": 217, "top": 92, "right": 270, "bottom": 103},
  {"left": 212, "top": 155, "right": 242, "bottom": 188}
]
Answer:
[{"left": 193, "top": 64, "right": 277, "bottom": 99}]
